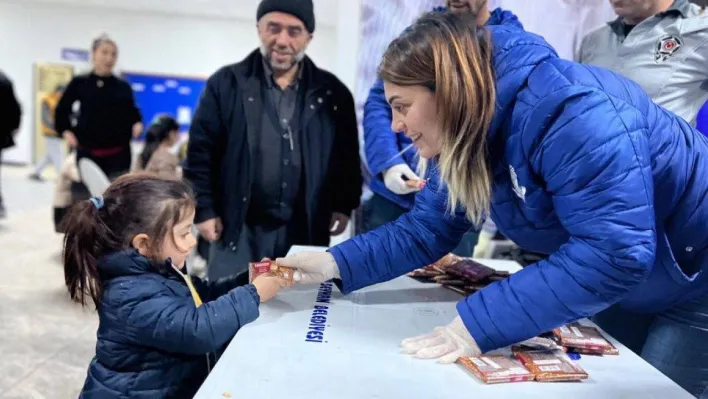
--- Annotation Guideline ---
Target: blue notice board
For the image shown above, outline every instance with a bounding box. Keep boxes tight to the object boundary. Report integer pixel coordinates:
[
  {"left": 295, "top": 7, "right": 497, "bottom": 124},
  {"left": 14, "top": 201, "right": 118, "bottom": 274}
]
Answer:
[{"left": 122, "top": 71, "right": 206, "bottom": 140}]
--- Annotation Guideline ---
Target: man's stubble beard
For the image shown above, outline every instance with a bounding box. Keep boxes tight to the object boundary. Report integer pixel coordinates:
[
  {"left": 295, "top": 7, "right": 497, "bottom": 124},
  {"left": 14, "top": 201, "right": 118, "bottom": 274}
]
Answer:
[{"left": 260, "top": 44, "right": 307, "bottom": 71}]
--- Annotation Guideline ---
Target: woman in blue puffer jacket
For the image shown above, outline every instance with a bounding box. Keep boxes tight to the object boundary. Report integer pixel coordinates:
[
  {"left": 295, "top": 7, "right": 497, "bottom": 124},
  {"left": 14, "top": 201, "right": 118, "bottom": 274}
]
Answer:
[{"left": 278, "top": 11, "right": 708, "bottom": 397}]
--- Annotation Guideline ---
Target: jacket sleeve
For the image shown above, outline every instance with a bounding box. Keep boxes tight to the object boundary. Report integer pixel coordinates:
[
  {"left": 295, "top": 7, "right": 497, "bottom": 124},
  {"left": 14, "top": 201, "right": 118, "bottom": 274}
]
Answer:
[
  {"left": 191, "top": 275, "right": 246, "bottom": 301},
  {"left": 363, "top": 78, "right": 405, "bottom": 177},
  {"left": 184, "top": 74, "right": 227, "bottom": 223},
  {"left": 330, "top": 167, "right": 472, "bottom": 293},
  {"left": 458, "top": 89, "right": 657, "bottom": 352},
  {"left": 329, "top": 81, "right": 363, "bottom": 216},
  {"left": 117, "top": 280, "right": 260, "bottom": 355},
  {"left": 55, "top": 78, "right": 79, "bottom": 136}
]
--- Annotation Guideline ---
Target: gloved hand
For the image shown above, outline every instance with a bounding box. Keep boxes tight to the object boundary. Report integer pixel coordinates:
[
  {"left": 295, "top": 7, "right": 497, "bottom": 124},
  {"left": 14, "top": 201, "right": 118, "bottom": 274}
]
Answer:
[
  {"left": 275, "top": 252, "right": 340, "bottom": 285},
  {"left": 401, "top": 316, "right": 481, "bottom": 364},
  {"left": 384, "top": 164, "right": 423, "bottom": 195}
]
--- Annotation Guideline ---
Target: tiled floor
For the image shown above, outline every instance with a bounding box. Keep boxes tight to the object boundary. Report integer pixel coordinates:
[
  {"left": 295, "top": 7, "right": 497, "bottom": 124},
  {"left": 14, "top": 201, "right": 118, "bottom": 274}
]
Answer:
[{"left": 0, "top": 165, "right": 97, "bottom": 398}]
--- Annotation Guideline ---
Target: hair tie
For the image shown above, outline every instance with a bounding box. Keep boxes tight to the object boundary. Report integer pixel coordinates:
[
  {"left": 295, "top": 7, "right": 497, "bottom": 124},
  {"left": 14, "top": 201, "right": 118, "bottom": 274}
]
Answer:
[{"left": 89, "top": 196, "right": 104, "bottom": 209}]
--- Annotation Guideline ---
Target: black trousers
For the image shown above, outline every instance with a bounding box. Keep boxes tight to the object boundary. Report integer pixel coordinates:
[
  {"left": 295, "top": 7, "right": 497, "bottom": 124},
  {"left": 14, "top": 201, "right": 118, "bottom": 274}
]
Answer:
[{"left": 76, "top": 146, "right": 131, "bottom": 179}]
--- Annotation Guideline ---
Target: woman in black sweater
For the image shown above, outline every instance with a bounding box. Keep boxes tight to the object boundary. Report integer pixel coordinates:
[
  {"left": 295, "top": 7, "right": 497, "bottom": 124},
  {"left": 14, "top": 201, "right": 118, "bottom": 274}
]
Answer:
[{"left": 55, "top": 34, "right": 142, "bottom": 179}]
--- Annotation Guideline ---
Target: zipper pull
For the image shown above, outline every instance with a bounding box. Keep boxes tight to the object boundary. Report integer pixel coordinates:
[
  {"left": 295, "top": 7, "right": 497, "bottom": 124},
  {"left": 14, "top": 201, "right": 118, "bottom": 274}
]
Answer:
[{"left": 287, "top": 126, "right": 294, "bottom": 151}]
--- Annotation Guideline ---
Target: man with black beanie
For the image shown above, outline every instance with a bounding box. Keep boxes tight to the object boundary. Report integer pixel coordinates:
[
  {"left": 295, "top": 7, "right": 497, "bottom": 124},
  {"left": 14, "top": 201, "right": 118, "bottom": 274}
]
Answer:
[{"left": 185, "top": 0, "right": 362, "bottom": 281}]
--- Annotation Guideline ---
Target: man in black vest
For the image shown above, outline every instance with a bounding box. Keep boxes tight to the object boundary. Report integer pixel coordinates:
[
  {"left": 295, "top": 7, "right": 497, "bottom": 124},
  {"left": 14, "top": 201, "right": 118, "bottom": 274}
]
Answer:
[
  {"left": 0, "top": 71, "right": 22, "bottom": 219},
  {"left": 185, "top": 0, "right": 362, "bottom": 280}
]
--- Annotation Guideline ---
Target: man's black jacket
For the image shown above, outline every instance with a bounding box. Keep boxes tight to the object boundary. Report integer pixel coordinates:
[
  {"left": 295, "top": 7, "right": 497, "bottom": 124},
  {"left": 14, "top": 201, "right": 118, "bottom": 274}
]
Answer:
[
  {"left": 0, "top": 71, "right": 21, "bottom": 150},
  {"left": 185, "top": 50, "right": 362, "bottom": 250}
]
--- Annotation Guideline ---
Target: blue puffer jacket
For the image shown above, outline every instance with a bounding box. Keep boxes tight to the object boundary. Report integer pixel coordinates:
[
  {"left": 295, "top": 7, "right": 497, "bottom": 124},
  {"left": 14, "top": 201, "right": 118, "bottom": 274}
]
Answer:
[
  {"left": 80, "top": 250, "right": 260, "bottom": 398},
  {"left": 332, "top": 22, "right": 708, "bottom": 352},
  {"left": 363, "top": 8, "right": 522, "bottom": 209}
]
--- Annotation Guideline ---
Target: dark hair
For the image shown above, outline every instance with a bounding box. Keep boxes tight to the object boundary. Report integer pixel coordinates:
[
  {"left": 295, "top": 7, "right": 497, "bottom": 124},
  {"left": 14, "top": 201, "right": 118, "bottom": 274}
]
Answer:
[
  {"left": 378, "top": 11, "right": 495, "bottom": 224},
  {"left": 62, "top": 174, "right": 195, "bottom": 308},
  {"left": 139, "top": 115, "right": 179, "bottom": 169}
]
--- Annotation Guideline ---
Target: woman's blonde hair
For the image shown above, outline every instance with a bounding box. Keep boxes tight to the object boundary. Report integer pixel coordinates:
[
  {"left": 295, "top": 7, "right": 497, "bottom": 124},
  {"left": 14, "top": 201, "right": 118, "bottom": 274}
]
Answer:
[{"left": 379, "top": 11, "right": 496, "bottom": 225}]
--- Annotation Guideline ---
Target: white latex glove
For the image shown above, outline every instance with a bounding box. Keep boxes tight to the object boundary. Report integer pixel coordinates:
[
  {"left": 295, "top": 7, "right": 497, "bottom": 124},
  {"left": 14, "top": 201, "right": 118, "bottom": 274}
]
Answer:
[
  {"left": 401, "top": 316, "right": 481, "bottom": 364},
  {"left": 276, "top": 252, "right": 340, "bottom": 285},
  {"left": 384, "top": 164, "right": 422, "bottom": 195}
]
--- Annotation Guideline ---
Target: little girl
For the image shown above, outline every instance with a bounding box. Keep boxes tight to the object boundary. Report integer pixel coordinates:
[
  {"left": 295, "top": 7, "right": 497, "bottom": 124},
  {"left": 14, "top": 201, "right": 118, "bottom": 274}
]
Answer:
[
  {"left": 63, "top": 173, "right": 289, "bottom": 398},
  {"left": 133, "top": 115, "right": 181, "bottom": 180}
]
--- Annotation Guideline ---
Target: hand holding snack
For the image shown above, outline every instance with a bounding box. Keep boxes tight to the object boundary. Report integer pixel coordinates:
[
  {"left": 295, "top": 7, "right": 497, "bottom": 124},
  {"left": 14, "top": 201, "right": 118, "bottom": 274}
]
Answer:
[
  {"left": 276, "top": 252, "right": 340, "bottom": 285},
  {"left": 251, "top": 273, "right": 289, "bottom": 303},
  {"left": 384, "top": 164, "right": 424, "bottom": 195},
  {"left": 400, "top": 315, "right": 481, "bottom": 364}
]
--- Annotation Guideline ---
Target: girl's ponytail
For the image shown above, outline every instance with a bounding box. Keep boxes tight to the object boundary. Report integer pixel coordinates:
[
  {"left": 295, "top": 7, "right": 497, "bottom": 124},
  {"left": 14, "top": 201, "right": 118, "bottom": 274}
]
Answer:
[{"left": 62, "top": 198, "right": 119, "bottom": 308}]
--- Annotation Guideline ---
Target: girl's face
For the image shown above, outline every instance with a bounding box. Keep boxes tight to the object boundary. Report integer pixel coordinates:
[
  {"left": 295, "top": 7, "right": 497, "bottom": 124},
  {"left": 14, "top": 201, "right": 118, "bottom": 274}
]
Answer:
[
  {"left": 161, "top": 210, "right": 197, "bottom": 269},
  {"left": 384, "top": 82, "right": 442, "bottom": 159},
  {"left": 167, "top": 130, "right": 179, "bottom": 146}
]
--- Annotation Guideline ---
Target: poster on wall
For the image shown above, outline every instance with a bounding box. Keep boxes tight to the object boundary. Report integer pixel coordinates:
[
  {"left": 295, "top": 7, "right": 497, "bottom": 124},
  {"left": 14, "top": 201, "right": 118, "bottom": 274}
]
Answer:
[
  {"left": 121, "top": 71, "right": 206, "bottom": 141},
  {"left": 33, "top": 63, "right": 74, "bottom": 164}
]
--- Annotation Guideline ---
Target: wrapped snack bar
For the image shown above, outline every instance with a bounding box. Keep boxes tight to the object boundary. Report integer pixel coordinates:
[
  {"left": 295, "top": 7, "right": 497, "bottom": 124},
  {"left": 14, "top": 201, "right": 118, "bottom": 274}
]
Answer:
[
  {"left": 457, "top": 356, "right": 534, "bottom": 384},
  {"left": 248, "top": 260, "right": 294, "bottom": 284},
  {"left": 515, "top": 349, "right": 589, "bottom": 382},
  {"left": 447, "top": 259, "right": 496, "bottom": 282},
  {"left": 553, "top": 323, "right": 616, "bottom": 354}
]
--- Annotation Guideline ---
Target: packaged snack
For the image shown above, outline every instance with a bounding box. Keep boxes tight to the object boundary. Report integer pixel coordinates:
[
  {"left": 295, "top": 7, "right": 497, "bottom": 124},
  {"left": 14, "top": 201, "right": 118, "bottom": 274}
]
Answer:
[
  {"left": 443, "top": 285, "right": 468, "bottom": 296},
  {"left": 553, "top": 323, "right": 615, "bottom": 353},
  {"left": 447, "top": 259, "right": 496, "bottom": 282},
  {"left": 464, "top": 283, "right": 487, "bottom": 292},
  {"left": 488, "top": 275, "right": 508, "bottom": 282},
  {"left": 407, "top": 269, "right": 443, "bottom": 278},
  {"left": 436, "top": 278, "right": 467, "bottom": 287},
  {"left": 248, "top": 260, "right": 294, "bottom": 284},
  {"left": 405, "top": 179, "right": 427, "bottom": 190},
  {"left": 515, "top": 349, "right": 589, "bottom": 382},
  {"left": 428, "top": 253, "right": 462, "bottom": 270},
  {"left": 457, "top": 356, "right": 535, "bottom": 384},
  {"left": 566, "top": 344, "right": 619, "bottom": 356}
]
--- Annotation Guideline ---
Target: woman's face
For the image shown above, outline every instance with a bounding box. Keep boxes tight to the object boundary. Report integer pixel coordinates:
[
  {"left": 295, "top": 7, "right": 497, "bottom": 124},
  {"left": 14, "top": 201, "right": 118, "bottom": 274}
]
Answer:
[
  {"left": 93, "top": 42, "right": 118, "bottom": 75},
  {"left": 384, "top": 82, "right": 442, "bottom": 158}
]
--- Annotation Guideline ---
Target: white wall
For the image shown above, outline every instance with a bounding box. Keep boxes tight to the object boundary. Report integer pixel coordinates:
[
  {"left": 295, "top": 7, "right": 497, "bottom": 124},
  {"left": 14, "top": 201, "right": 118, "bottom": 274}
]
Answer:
[{"left": 0, "top": 1, "right": 357, "bottom": 164}]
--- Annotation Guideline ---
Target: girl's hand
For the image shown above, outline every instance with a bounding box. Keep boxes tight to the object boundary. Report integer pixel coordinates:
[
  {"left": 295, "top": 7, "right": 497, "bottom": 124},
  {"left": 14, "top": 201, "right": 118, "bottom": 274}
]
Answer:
[{"left": 252, "top": 274, "right": 290, "bottom": 303}]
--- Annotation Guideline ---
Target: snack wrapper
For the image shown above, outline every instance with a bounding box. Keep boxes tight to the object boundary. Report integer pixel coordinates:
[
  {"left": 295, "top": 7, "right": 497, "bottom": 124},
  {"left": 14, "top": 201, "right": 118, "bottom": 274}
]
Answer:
[
  {"left": 248, "top": 260, "right": 294, "bottom": 284},
  {"left": 405, "top": 179, "right": 427, "bottom": 190},
  {"left": 514, "top": 349, "right": 589, "bottom": 382},
  {"left": 553, "top": 323, "right": 616, "bottom": 353},
  {"left": 457, "top": 356, "right": 535, "bottom": 384},
  {"left": 447, "top": 259, "right": 496, "bottom": 282}
]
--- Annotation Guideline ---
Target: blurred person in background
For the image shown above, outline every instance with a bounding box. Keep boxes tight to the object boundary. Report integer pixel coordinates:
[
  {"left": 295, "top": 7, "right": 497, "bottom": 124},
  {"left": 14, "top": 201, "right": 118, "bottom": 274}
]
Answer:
[
  {"left": 29, "top": 84, "right": 65, "bottom": 181},
  {"left": 579, "top": 0, "right": 708, "bottom": 126},
  {"left": 55, "top": 34, "right": 143, "bottom": 180},
  {"left": 185, "top": 0, "right": 362, "bottom": 281},
  {"left": 0, "top": 70, "right": 22, "bottom": 219},
  {"left": 133, "top": 115, "right": 181, "bottom": 180},
  {"left": 362, "top": 0, "right": 519, "bottom": 256}
]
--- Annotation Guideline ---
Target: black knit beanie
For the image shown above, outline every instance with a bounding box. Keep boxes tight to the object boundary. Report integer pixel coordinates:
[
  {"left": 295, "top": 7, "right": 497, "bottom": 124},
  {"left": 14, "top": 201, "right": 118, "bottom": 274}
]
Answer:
[{"left": 257, "top": 0, "right": 315, "bottom": 33}]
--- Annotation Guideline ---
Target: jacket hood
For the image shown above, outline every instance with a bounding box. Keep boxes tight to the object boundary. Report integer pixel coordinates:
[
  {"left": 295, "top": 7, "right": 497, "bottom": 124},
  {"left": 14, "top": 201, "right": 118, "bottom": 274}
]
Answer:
[
  {"left": 98, "top": 249, "right": 172, "bottom": 280},
  {"left": 431, "top": 7, "right": 523, "bottom": 29},
  {"left": 485, "top": 25, "right": 558, "bottom": 143}
]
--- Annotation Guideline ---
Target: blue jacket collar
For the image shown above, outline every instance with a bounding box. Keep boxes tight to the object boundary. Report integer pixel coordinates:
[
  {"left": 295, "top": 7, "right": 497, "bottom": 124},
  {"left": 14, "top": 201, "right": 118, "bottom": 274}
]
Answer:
[{"left": 98, "top": 249, "right": 174, "bottom": 280}]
